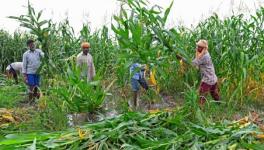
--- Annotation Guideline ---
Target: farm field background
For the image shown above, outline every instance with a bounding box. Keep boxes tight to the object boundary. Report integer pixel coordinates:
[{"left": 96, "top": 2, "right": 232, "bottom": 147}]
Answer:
[{"left": 0, "top": 0, "right": 264, "bottom": 149}]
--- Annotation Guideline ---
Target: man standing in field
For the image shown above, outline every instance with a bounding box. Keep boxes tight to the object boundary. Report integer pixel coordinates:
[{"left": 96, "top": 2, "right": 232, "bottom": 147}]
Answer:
[
  {"left": 76, "top": 42, "right": 96, "bottom": 82},
  {"left": 6, "top": 62, "right": 23, "bottom": 84},
  {"left": 130, "top": 62, "right": 149, "bottom": 108},
  {"left": 192, "top": 39, "right": 220, "bottom": 105},
  {"left": 22, "top": 39, "right": 44, "bottom": 102}
]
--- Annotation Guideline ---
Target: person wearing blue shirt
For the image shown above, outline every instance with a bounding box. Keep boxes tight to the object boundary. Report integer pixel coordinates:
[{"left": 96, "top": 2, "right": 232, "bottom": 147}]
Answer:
[{"left": 130, "top": 62, "right": 149, "bottom": 108}]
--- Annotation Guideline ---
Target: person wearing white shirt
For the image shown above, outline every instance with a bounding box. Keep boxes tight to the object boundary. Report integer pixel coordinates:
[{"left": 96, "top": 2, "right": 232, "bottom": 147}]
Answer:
[
  {"left": 22, "top": 39, "right": 44, "bottom": 102},
  {"left": 6, "top": 62, "right": 23, "bottom": 84},
  {"left": 76, "top": 42, "right": 96, "bottom": 82}
]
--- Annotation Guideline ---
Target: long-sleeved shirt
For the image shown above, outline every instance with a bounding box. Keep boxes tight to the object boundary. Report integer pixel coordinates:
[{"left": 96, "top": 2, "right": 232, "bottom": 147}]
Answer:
[
  {"left": 76, "top": 52, "right": 96, "bottom": 81},
  {"left": 192, "top": 52, "right": 217, "bottom": 85},
  {"left": 130, "top": 63, "right": 145, "bottom": 80},
  {"left": 6, "top": 62, "right": 23, "bottom": 73},
  {"left": 22, "top": 49, "right": 44, "bottom": 74}
]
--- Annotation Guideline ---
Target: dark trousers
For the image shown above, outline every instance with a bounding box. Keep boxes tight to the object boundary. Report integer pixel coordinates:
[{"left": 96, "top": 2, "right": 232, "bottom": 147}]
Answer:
[{"left": 199, "top": 82, "right": 220, "bottom": 105}]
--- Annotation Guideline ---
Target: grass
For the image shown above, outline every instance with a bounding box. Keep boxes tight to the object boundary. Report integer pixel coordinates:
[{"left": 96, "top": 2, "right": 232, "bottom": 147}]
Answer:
[
  {"left": 0, "top": 75, "right": 68, "bottom": 132},
  {"left": 0, "top": 76, "right": 27, "bottom": 108}
]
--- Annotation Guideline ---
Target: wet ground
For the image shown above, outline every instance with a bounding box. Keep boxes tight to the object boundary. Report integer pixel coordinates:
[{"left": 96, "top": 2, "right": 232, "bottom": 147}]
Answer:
[{"left": 65, "top": 92, "right": 181, "bottom": 126}]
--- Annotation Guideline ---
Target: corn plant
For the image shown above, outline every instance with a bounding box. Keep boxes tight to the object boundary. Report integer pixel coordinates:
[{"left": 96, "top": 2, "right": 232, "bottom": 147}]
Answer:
[
  {"left": 0, "top": 30, "right": 31, "bottom": 72},
  {"left": 1, "top": 0, "right": 263, "bottom": 108},
  {"left": 112, "top": 0, "right": 176, "bottom": 89},
  {"left": 52, "top": 62, "right": 110, "bottom": 113},
  {"left": 80, "top": 25, "right": 116, "bottom": 77},
  {"left": 188, "top": 10, "right": 264, "bottom": 104},
  {"left": 8, "top": 1, "right": 51, "bottom": 56}
]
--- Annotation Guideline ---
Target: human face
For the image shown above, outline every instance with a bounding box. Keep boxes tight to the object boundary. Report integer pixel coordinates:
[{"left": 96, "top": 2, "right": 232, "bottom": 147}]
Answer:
[
  {"left": 28, "top": 42, "right": 36, "bottom": 51},
  {"left": 196, "top": 45, "right": 205, "bottom": 53},
  {"left": 82, "top": 47, "right": 89, "bottom": 55}
]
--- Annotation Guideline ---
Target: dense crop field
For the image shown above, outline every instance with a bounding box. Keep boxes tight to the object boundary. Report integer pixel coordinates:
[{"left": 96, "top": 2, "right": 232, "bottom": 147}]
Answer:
[{"left": 0, "top": 0, "right": 263, "bottom": 149}]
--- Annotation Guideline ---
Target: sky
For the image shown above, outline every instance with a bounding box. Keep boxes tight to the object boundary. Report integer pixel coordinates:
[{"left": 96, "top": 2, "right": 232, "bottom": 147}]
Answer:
[{"left": 0, "top": 0, "right": 263, "bottom": 33}]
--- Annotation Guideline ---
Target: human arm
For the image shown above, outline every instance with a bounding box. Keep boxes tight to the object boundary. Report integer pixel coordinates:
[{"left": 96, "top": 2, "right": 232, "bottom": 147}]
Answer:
[
  {"left": 89, "top": 57, "right": 96, "bottom": 81},
  {"left": 22, "top": 53, "right": 28, "bottom": 84}
]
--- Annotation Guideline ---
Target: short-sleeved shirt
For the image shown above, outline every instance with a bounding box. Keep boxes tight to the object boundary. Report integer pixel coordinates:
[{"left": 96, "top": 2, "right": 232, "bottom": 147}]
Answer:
[
  {"left": 192, "top": 52, "right": 217, "bottom": 85},
  {"left": 22, "top": 49, "right": 44, "bottom": 74},
  {"left": 6, "top": 62, "right": 23, "bottom": 73},
  {"left": 76, "top": 52, "right": 96, "bottom": 81},
  {"left": 130, "top": 63, "right": 145, "bottom": 80}
]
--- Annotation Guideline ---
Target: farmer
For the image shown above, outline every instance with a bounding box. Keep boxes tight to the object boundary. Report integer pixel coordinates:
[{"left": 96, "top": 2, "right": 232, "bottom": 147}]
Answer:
[
  {"left": 76, "top": 42, "right": 96, "bottom": 81},
  {"left": 176, "top": 39, "right": 220, "bottom": 105},
  {"left": 192, "top": 39, "right": 220, "bottom": 105},
  {"left": 22, "top": 39, "right": 44, "bottom": 102},
  {"left": 6, "top": 62, "right": 23, "bottom": 84},
  {"left": 130, "top": 62, "right": 149, "bottom": 108}
]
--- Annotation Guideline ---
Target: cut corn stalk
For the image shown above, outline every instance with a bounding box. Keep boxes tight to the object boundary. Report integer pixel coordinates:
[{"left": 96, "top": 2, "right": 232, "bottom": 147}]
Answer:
[
  {"left": 256, "top": 134, "right": 264, "bottom": 139},
  {"left": 0, "top": 111, "right": 263, "bottom": 149},
  {"left": 149, "top": 70, "right": 157, "bottom": 86},
  {"left": 78, "top": 128, "right": 86, "bottom": 139}
]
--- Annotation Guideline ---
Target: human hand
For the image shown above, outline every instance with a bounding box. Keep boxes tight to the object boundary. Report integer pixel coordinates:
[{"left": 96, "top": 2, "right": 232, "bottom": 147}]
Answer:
[
  {"left": 23, "top": 74, "right": 28, "bottom": 84},
  {"left": 176, "top": 54, "right": 182, "bottom": 60},
  {"left": 196, "top": 48, "right": 207, "bottom": 59}
]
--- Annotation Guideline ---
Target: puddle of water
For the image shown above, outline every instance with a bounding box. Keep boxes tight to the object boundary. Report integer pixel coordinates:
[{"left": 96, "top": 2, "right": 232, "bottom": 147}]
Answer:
[
  {"left": 67, "top": 110, "right": 120, "bottom": 127},
  {"left": 66, "top": 94, "right": 178, "bottom": 127},
  {"left": 67, "top": 113, "right": 90, "bottom": 127}
]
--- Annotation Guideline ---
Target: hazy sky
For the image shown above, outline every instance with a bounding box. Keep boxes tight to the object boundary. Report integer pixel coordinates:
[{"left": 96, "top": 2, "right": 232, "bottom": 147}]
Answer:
[{"left": 0, "top": 0, "right": 263, "bottom": 33}]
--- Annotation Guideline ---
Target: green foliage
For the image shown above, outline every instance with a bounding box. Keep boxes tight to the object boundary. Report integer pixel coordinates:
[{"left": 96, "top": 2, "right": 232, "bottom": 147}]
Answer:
[
  {"left": 0, "top": 76, "right": 27, "bottom": 108},
  {"left": 0, "top": 30, "right": 31, "bottom": 72},
  {"left": 4, "top": 0, "right": 262, "bottom": 104},
  {"left": 0, "top": 2, "right": 264, "bottom": 149},
  {"left": 0, "top": 111, "right": 263, "bottom": 149},
  {"left": 8, "top": 1, "right": 51, "bottom": 56},
  {"left": 80, "top": 25, "right": 116, "bottom": 77},
  {"left": 52, "top": 67, "right": 108, "bottom": 113}
]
